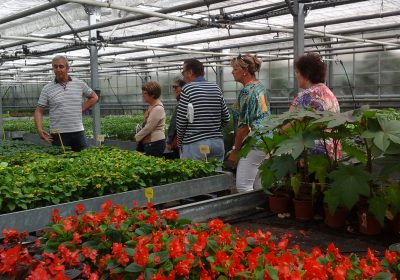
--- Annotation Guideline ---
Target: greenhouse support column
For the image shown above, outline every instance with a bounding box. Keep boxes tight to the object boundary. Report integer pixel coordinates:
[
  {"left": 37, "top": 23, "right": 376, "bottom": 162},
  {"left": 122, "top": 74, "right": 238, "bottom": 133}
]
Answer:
[
  {"left": 326, "top": 38, "right": 334, "bottom": 89},
  {"left": 0, "top": 93, "right": 3, "bottom": 140},
  {"left": 87, "top": 5, "right": 101, "bottom": 143},
  {"left": 216, "top": 65, "right": 223, "bottom": 92},
  {"left": 293, "top": 0, "right": 305, "bottom": 93}
]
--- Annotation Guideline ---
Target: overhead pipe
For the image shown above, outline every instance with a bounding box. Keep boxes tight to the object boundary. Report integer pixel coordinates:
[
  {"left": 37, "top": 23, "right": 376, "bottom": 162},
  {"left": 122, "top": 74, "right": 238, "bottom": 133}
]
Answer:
[
  {"left": 0, "top": 0, "right": 229, "bottom": 49},
  {"left": 107, "top": 43, "right": 292, "bottom": 60},
  {"left": 1, "top": 13, "right": 399, "bottom": 70},
  {"left": 0, "top": 0, "right": 65, "bottom": 25},
  {"left": 305, "top": 10, "right": 400, "bottom": 29},
  {"left": 3, "top": 10, "right": 398, "bottom": 64},
  {"left": 0, "top": 2, "right": 395, "bottom": 51},
  {"left": 0, "top": 34, "right": 85, "bottom": 45},
  {"left": 230, "top": 23, "right": 400, "bottom": 48},
  {"left": 98, "top": 23, "right": 400, "bottom": 61},
  {"left": 53, "top": 6, "right": 85, "bottom": 43},
  {"left": 2, "top": 31, "right": 399, "bottom": 75},
  {"left": 3, "top": 23, "right": 399, "bottom": 70},
  {"left": 62, "top": 0, "right": 205, "bottom": 26},
  {"left": 0, "top": 0, "right": 367, "bottom": 49}
]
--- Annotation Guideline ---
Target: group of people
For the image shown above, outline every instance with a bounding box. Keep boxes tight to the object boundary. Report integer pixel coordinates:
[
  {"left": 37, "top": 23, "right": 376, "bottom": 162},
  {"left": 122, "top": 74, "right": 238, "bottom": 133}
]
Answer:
[{"left": 34, "top": 52, "right": 339, "bottom": 193}]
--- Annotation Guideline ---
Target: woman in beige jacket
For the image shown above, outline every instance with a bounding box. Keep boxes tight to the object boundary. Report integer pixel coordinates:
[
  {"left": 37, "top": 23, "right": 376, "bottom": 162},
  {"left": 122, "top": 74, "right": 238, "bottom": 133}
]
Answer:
[{"left": 134, "top": 81, "right": 166, "bottom": 157}]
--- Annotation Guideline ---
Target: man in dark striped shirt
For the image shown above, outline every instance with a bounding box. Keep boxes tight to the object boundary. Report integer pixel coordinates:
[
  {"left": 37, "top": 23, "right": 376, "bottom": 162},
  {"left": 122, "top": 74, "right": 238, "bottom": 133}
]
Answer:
[{"left": 176, "top": 59, "right": 230, "bottom": 161}]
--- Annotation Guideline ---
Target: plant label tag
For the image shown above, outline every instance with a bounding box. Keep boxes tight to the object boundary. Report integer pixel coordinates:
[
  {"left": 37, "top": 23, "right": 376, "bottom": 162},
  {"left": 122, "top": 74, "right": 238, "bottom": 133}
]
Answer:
[
  {"left": 144, "top": 187, "right": 154, "bottom": 202},
  {"left": 97, "top": 134, "right": 105, "bottom": 142},
  {"left": 199, "top": 145, "right": 210, "bottom": 154}
]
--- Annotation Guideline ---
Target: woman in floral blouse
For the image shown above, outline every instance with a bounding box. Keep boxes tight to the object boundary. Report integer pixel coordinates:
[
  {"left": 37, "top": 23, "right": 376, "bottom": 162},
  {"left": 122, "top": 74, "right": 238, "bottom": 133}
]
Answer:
[
  {"left": 227, "top": 54, "right": 271, "bottom": 192},
  {"left": 291, "top": 52, "right": 341, "bottom": 158}
]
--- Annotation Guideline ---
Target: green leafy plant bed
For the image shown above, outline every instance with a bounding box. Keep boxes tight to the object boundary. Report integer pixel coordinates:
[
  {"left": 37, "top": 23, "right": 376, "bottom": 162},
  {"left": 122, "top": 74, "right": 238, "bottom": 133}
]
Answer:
[
  {"left": 0, "top": 140, "right": 64, "bottom": 157},
  {"left": 0, "top": 202, "right": 399, "bottom": 279},
  {"left": 0, "top": 146, "right": 220, "bottom": 215},
  {"left": 3, "top": 114, "right": 171, "bottom": 141}
]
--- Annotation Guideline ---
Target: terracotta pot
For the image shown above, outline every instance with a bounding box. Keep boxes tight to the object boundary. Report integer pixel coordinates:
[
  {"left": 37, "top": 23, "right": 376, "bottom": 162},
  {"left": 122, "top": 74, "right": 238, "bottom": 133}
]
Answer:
[
  {"left": 358, "top": 211, "right": 382, "bottom": 235},
  {"left": 388, "top": 213, "right": 400, "bottom": 233},
  {"left": 268, "top": 194, "right": 290, "bottom": 214},
  {"left": 324, "top": 206, "right": 348, "bottom": 229},
  {"left": 293, "top": 198, "right": 314, "bottom": 221}
]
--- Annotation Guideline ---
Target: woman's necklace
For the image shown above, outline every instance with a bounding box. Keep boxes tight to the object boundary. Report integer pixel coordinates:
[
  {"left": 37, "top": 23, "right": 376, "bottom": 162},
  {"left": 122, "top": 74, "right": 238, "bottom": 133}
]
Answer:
[{"left": 244, "top": 79, "right": 257, "bottom": 87}]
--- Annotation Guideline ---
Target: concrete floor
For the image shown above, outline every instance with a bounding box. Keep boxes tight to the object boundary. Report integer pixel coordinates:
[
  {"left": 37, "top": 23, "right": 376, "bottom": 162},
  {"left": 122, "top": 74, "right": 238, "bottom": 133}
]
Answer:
[{"left": 226, "top": 208, "right": 399, "bottom": 257}]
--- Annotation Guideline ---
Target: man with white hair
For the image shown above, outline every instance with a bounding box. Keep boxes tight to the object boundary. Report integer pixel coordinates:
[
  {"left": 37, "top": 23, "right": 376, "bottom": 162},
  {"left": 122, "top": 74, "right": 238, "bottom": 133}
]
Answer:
[{"left": 34, "top": 55, "right": 98, "bottom": 151}]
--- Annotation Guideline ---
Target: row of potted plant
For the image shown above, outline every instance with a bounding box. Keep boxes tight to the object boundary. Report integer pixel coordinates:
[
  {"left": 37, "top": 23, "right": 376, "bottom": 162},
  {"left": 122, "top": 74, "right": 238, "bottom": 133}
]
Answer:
[
  {"left": 242, "top": 106, "right": 400, "bottom": 234},
  {"left": 0, "top": 146, "right": 219, "bottom": 213},
  {"left": 0, "top": 201, "right": 399, "bottom": 279}
]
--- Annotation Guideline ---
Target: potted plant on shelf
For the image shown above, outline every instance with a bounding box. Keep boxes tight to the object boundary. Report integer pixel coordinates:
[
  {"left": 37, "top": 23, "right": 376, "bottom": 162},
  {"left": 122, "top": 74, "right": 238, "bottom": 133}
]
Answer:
[
  {"left": 243, "top": 127, "right": 295, "bottom": 214},
  {"left": 249, "top": 109, "right": 333, "bottom": 221},
  {"left": 385, "top": 182, "right": 400, "bottom": 232},
  {"left": 243, "top": 106, "right": 400, "bottom": 230},
  {"left": 320, "top": 106, "right": 400, "bottom": 234}
]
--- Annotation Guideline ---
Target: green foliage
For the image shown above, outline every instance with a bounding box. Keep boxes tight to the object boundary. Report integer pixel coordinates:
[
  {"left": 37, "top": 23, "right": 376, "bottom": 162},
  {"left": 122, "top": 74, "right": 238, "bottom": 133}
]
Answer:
[
  {"left": 0, "top": 140, "right": 64, "bottom": 158},
  {"left": 3, "top": 114, "right": 171, "bottom": 141},
  {"left": 385, "top": 183, "right": 400, "bottom": 217},
  {"left": 250, "top": 105, "right": 400, "bottom": 226},
  {"left": 327, "top": 164, "right": 372, "bottom": 211},
  {"left": 0, "top": 146, "right": 218, "bottom": 214},
  {"left": 3, "top": 117, "right": 47, "bottom": 133},
  {"left": 368, "top": 193, "right": 387, "bottom": 226}
]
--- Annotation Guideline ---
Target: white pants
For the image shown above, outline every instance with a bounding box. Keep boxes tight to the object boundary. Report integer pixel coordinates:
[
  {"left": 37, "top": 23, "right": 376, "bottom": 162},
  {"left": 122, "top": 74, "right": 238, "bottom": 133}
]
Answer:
[{"left": 236, "top": 149, "right": 267, "bottom": 192}]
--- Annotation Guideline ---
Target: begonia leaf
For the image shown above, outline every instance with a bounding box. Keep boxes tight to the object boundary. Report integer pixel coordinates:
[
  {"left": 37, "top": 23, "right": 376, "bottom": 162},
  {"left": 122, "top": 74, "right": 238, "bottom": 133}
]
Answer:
[
  {"left": 266, "top": 265, "right": 279, "bottom": 280},
  {"left": 125, "top": 262, "right": 144, "bottom": 273}
]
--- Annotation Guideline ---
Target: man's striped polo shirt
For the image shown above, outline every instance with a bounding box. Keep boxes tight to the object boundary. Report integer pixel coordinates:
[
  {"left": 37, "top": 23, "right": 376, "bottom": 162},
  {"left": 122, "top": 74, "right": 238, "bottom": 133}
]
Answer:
[{"left": 37, "top": 76, "right": 93, "bottom": 133}]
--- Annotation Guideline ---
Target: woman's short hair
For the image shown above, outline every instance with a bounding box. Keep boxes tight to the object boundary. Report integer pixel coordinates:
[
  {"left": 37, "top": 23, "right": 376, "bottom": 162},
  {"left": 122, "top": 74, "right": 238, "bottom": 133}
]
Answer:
[
  {"left": 142, "top": 81, "right": 161, "bottom": 99},
  {"left": 172, "top": 76, "right": 186, "bottom": 87},
  {"left": 183, "top": 59, "right": 204, "bottom": 77},
  {"left": 294, "top": 52, "right": 326, "bottom": 84},
  {"left": 230, "top": 54, "right": 262, "bottom": 76}
]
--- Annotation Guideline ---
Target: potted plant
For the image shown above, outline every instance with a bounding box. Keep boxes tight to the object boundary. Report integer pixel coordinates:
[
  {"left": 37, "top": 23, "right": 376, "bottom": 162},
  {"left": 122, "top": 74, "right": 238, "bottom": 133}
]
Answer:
[
  {"left": 248, "top": 109, "right": 332, "bottom": 220},
  {"left": 241, "top": 128, "right": 295, "bottom": 214},
  {"left": 385, "top": 182, "right": 400, "bottom": 232},
  {"left": 320, "top": 106, "right": 400, "bottom": 233},
  {"left": 243, "top": 106, "right": 400, "bottom": 230}
]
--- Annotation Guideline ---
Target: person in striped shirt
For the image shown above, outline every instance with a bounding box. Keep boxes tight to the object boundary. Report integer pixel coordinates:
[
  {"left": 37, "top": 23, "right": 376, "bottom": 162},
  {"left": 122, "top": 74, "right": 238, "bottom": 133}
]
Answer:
[
  {"left": 34, "top": 55, "right": 98, "bottom": 152},
  {"left": 176, "top": 59, "right": 230, "bottom": 161}
]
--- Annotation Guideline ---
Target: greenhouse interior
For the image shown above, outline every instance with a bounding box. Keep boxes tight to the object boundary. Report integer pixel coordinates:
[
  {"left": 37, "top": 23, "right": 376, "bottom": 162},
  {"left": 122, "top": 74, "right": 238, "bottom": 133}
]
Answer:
[{"left": 1, "top": 0, "right": 400, "bottom": 278}]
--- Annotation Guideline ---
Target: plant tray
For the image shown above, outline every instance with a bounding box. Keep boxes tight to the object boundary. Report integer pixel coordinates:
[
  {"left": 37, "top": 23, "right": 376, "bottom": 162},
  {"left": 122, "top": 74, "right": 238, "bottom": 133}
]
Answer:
[{"left": 0, "top": 173, "right": 233, "bottom": 236}]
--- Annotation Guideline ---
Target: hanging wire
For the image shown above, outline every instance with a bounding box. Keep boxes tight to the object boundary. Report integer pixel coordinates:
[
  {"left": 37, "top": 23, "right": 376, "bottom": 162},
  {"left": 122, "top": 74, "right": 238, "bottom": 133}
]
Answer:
[
  {"left": 106, "top": 78, "right": 126, "bottom": 115},
  {"left": 21, "top": 84, "right": 32, "bottom": 107},
  {"left": 338, "top": 59, "right": 357, "bottom": 109}
]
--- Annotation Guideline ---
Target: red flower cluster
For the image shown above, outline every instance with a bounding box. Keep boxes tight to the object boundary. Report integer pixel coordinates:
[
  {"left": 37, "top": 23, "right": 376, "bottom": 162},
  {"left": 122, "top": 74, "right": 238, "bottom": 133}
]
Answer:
[{"left": 0, "top": 201, "right": 399, "bottom": 279}]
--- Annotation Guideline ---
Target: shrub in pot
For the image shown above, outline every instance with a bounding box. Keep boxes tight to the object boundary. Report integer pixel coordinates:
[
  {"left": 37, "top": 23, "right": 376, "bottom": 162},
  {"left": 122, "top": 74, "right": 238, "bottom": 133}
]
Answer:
[
  {"left": 248, "top": 109, "right": 333, "bottom": 220},
  {"left": 322, "top": 106, "right": 400, "bottom": 231}
]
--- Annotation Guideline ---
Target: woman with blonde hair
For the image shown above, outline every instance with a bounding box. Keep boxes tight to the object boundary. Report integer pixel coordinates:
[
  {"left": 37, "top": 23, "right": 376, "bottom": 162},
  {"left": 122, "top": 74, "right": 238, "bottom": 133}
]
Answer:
[
  {"left": 135, "top": 81, "right": 166, "bottom": 157},
  {"left": 227, "top": 54, "right": 271, "bottom": 192}
]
